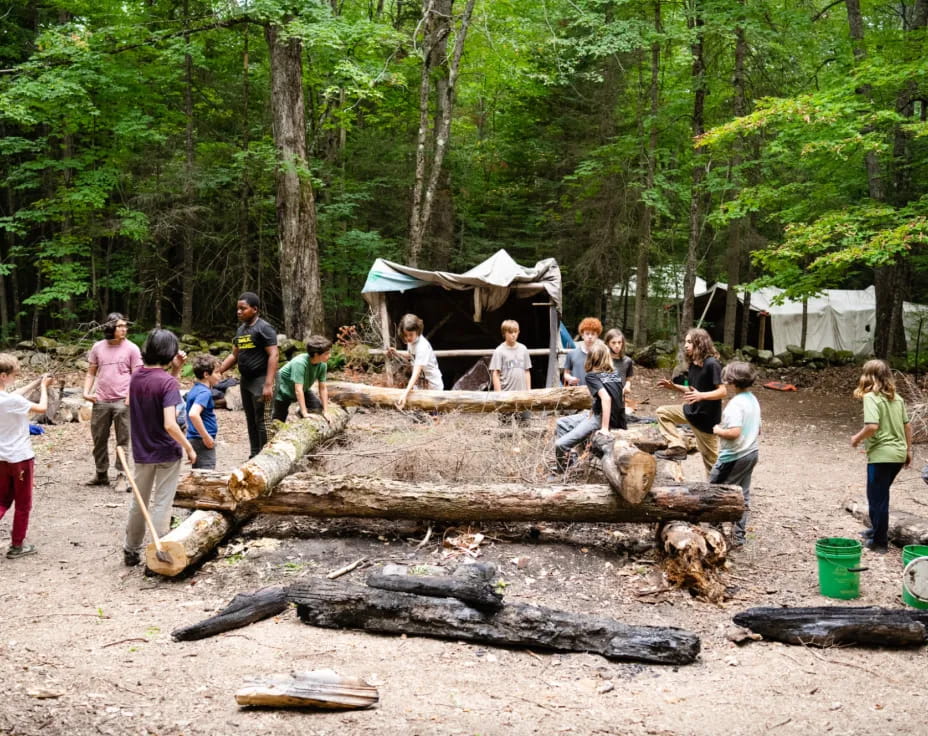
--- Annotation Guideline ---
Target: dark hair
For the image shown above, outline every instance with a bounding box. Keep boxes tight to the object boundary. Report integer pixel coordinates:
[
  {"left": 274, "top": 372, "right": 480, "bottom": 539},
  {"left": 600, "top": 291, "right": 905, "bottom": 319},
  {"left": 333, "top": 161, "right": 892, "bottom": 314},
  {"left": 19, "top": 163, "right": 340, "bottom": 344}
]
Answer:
[
  {"left": 238, "top": 292, "right": 260, "bottom": 308},
  {"left": 306, "top": 335, "right": 333, "bottom": 357},
  {"left": 603, "top": 328, "right": 626, "bottom": 358},
  {"left": 103, "top": 312, "right": 127, "bottom": 340},
  {"left": 193, "top": 354, "right": 219, "bottom": 379},
  {"left": 721, "top": 361, "right": 756, "bottom": 389},
  {"left": 142, "top": 328, "right": 179, "bottom": 366},
  {"left": 684, "top": 328, "right": 720, "bottom": 366}
]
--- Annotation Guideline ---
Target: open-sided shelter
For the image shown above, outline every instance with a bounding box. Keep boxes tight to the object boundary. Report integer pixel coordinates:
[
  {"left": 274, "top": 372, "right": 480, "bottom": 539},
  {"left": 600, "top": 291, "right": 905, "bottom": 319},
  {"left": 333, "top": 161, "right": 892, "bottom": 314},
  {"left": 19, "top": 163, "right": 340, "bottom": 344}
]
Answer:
[{"left": 362, "top": 250, "right": 563, "bottom": 388}]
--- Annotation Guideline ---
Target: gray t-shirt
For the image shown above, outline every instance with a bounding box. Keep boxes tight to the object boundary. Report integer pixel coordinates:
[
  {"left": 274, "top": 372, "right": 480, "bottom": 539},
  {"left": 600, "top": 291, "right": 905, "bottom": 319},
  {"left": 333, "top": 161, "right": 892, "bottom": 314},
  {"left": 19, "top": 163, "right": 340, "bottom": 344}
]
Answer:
[
  {"left": 489, "top": 342, "right": 532, "bottom": 391},
  {"left": 563, "top": 346, "right": 589, "bottom": 386}
]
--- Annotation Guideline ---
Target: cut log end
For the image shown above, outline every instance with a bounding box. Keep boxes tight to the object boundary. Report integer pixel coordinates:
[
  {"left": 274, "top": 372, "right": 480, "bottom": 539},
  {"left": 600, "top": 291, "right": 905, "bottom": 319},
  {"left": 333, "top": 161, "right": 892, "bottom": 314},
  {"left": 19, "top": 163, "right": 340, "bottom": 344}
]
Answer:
[{"left": 144, "top": 541, "right": 189, "bottom": 577}]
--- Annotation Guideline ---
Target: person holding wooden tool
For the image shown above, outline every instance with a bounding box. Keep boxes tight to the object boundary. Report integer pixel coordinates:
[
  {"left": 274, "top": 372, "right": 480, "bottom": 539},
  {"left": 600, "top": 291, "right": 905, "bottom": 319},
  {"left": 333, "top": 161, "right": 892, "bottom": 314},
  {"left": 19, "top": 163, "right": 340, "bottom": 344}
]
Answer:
[{"left": 122, "top": 329, "right": 196, "bottom": 567}]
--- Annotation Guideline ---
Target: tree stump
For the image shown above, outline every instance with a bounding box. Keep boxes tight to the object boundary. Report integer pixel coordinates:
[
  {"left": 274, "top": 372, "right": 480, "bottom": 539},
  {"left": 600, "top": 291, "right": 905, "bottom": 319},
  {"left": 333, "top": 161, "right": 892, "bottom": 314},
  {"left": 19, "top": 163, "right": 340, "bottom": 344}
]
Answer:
[{"left": 660, "top": 521, "right": 728, "bottom": 603}]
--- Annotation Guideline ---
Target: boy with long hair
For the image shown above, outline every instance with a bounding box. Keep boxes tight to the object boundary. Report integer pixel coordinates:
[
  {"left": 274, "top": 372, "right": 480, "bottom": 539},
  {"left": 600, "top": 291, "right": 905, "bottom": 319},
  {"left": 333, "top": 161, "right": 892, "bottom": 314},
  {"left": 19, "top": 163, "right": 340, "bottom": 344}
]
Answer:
[{"left": 655, "top": 328, "right": 726, "bottom": 475}]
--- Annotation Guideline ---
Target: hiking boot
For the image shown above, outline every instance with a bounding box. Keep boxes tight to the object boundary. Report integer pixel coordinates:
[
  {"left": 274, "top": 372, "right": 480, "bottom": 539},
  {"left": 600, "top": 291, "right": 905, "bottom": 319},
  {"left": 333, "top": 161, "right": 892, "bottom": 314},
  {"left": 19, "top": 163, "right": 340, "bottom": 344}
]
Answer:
[
  {"left": 123, "top": 549, "right": 140, "bottom": 567},
  {"left": 859, "top": 528, "right": 874, "bottom": 540},
  {"left": 655, "top": 446, "right": 687, "bottom": 461},
  {"left": 6, "top": 544, "right": 36, "bottom": 559},
  {"left": 86, "top": 473, "right": 110, "bottom": 487}
]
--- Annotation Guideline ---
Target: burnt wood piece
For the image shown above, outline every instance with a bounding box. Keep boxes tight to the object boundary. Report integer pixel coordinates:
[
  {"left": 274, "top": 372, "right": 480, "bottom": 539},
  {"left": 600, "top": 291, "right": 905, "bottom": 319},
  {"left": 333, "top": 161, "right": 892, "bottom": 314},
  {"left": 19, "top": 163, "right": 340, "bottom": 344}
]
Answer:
[
  {"left": 236, "top": 669, "right": 378, "bottom": 709},
  {"left": 288, "top": 578, "right": 700, "bottom": 665},
  {"left": 846, "top": 502, "right": 928, "bottom": 546},
  {"left": 172, "top": 587, "right": 289, "bottom": 641},
  {"left": 248, "top": 474, "right": 745, "bottom": 524},
  {"left": 732, "top": 606, "right": 928, "bottom": 648},
  {"left": 365, "top": 570, "right": 503, "bottom": 611},
  {"left": 325, "top": 381, "right": 592, "bottom": 413}
]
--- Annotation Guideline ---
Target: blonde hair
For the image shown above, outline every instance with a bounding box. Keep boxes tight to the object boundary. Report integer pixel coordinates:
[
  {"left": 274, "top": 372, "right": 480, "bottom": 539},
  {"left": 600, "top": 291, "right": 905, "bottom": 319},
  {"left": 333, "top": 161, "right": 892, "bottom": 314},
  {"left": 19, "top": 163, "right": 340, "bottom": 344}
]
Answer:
[
  {"left": 584, "top": 340, "right": 614, "bottom": 374},
  {"left": 603, "top": 328, "right": 626, "bottom": 358},
  {"left": 500, "top": 320, "right": 520, "bottom": 336},
  {"left": 854, "top": 359, "right": 896, "bottom": 400},
  {"left": 0, "top": 353, "right": 19, "bottom": 375},
  {"left": 685, "top": 328, "right": 719, "bottom": 366}
]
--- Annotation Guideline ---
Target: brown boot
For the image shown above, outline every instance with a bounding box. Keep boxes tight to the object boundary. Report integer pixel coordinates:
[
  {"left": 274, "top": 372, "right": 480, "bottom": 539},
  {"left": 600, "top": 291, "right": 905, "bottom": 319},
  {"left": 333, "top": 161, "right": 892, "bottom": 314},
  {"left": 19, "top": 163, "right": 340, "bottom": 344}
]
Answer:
[{"left": 85, "top": 473, "right": 110, "bottom": 486}]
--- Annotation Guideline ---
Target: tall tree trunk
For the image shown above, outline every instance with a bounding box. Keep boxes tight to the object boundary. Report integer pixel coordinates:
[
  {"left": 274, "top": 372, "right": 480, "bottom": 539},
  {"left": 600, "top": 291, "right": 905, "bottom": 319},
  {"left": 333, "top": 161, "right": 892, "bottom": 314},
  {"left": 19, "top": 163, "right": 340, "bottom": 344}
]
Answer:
[
  {"left": 845, "top": 0, "right": 905, "bottom": 357},
  {"left": 239, "top": 24, "right": 253, "bottom": 292},
  {"left": 723, "top": 12, "right": 748, "bottom": 347},
  {"left": 266, "top": 21, "right": 324, "bottom": 338},
  {"left": 680, "top": 0, "right": 706, "bottom": 337},
  {"left": 181, "top": 0, "right": 195, "bottom": 334},
  {"left": 633, "top": 0, "right": 662, "bottom": 345},
  {"left": 407, "top": 0, "right": 475, "bottom": 266}
]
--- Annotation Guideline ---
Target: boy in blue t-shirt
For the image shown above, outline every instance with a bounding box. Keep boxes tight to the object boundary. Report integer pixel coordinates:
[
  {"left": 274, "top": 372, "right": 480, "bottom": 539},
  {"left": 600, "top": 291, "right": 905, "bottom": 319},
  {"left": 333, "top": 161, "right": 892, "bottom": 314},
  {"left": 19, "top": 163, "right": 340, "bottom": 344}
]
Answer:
[{"left": 186, "top": 355, "right": 221, "bottom": 469}]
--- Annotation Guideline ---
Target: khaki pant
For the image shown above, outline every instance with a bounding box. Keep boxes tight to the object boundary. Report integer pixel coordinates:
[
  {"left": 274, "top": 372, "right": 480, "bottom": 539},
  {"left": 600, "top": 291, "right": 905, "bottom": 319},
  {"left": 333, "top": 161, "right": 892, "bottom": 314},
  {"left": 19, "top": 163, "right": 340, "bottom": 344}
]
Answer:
[
  {"left": 123, "top": 459, "right": 182, "bottom": 553},
  {"left": 656, "top": 404, "right": 719, "bottom": 476}
]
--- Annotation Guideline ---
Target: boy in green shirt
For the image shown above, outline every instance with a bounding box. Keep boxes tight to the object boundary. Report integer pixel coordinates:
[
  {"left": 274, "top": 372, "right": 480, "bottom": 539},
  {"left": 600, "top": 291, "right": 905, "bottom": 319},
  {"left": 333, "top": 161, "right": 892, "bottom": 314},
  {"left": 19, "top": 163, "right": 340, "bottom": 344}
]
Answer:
[{"left": 273, "top": 336, "right": 332, "bottom": 422}]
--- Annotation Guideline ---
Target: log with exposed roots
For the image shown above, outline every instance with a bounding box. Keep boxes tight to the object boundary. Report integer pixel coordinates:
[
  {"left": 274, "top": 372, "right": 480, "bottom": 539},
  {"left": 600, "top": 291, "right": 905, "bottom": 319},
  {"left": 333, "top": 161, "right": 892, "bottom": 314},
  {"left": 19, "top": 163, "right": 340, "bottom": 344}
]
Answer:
[
  {"left": 732, "top": 606, "right": 928, "bottom": 648},
  {"left": 325, "top": 381, "right": 591, "bottom": 413},
  {"left": 227, "top": 474, "right": 745, "bottom": 523},
  {"left": 288, "top": 578, "right": 700, "bottom": 665},
  {"left": 660, "top": 521, "right": 728, "bottom": 603}
]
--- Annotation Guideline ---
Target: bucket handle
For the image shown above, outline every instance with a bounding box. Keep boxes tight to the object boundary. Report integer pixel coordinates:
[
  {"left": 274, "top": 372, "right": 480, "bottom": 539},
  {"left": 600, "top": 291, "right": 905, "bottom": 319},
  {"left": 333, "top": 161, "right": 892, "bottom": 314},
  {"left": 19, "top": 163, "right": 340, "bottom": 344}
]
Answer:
[{"left": 846, "top": 566, "right": 868, "bottom": 573}]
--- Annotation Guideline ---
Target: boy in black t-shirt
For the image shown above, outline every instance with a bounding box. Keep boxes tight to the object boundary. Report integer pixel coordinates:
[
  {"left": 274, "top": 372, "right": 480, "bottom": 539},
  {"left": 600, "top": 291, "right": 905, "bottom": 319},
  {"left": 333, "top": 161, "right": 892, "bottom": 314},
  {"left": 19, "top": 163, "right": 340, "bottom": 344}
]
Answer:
[
  {"left": 218, "top": 292, "right": 279, "bottom": 457},
  {"left": 654, "top": 328, "right": 726, "bottom": 475}
]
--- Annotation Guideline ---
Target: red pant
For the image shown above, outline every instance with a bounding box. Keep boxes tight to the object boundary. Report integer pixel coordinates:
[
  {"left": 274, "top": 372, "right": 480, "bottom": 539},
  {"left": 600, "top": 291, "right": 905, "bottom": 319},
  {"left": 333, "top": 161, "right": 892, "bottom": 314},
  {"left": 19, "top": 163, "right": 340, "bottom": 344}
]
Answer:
[{"left": 0, "top": 458, "right": 34, "bottom": 547}]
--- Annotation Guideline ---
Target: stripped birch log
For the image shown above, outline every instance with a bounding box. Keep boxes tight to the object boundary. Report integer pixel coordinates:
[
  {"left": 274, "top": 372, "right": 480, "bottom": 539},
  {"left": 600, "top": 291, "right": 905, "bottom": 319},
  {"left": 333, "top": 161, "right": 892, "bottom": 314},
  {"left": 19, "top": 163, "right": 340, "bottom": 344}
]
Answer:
[
  {"left": 224, "top": 475, "right": 746, "bottom": 524},
  {"left": 228, "top": 406, "right": 351, "bottom": 502},
  {"left": 175, "top": 471, "right": 235, "bottom": 511},
  {"left": 236, "top": 670, "right": 379, "bottom": 709},
  {"left": 153, "top": 509, "right": 243, "bottom": 576},
  {"left": 325, "top": 381, "right": 591, "bottom": 413}
]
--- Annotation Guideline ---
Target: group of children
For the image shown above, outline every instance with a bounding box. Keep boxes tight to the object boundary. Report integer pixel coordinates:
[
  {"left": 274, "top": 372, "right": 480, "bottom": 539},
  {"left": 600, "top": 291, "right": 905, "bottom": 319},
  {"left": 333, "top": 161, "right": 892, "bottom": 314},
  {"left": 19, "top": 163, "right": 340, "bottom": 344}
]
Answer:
[{"left": 0, "top": 300, "right": 912, "bottom": 560}]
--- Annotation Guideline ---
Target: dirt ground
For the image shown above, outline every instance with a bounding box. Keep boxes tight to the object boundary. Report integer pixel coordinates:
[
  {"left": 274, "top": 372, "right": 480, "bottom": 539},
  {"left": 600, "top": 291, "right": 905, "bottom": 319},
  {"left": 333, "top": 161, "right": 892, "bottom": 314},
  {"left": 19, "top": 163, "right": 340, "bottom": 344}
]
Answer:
[{"left": 2, "top": 365, "right": 928, "bottom": 736}]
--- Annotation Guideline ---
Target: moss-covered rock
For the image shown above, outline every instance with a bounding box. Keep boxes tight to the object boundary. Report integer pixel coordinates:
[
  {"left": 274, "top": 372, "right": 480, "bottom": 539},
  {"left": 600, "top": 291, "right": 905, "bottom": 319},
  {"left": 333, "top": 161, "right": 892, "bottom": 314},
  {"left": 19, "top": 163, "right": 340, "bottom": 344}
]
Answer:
[
  {"left": 835, "top": 350, "right": 855, "bottom": 365},
  {"left": 822, "top": 347, "right": 836, "bottom": 363},
  {"left": 34, "top": 336, "right": 58, "bottom": 351},
  {"left": 209, "top": 341, "right": 233, "bottom": 355},
  {"left": 755, "top": 349, "right": 774, "bottom": 364},
  {"left": 775, "top": 351, "right": 794, "bottom": 367},
  {"left": 768, "top": 357, "right": 784, "bottom": 369},
  {"left": 55, "top": 345, "right": 84, "bottom": 357},
  {"left": 786, "top": 344, "right": 804, "bottom": 356},
  {"left": 741, "top": 345, "right": 759, "bottom": 359}
]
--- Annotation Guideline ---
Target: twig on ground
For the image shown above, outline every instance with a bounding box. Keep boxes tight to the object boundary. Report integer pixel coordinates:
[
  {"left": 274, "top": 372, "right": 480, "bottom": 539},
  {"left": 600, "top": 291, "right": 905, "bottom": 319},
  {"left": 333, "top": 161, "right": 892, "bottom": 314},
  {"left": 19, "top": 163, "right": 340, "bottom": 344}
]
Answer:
[{"left": 326, "top": 557, "right": 366, "bottom": 579}]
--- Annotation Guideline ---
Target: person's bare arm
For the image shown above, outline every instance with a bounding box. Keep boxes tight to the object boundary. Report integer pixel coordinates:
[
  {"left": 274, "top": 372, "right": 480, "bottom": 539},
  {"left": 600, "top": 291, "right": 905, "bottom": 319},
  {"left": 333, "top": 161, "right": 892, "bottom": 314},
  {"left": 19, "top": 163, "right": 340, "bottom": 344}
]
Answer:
[
  {"left": 714, "top": 423, "right": 742, "bottom": 441},
  {"left": 188, "top": 403, "right": 214, "bottom": 449},
  {"left": 263, "top": 345, "right": 279, "bottom": 402},
  {"left": 905, "top": 422, "right": 913, "bottom": 467},
  {"left": 656, "top": 378, "right": 687, "bottom": 393},
  {"left": 318, "top": 381, "right": 328, "bottom": 414},
  {"left": 27, "top": 376, "right": 52, "bottom": 414},
  {"left": 597, "top": 389, "right": 611, "bottom": 433},
  {"left": 219, "top": 347, "right": 239, "bottom": 374},
  {"left": 398, "top": 365, "right": 423, "bottom": 409},
  {"left": 683, "top": 384, "right": 728, "bottom": 405},
  {"left": 82, "top": 364, "right": 98, "bottom": 402},
  {"left": 294, "top": 383, "right": 309, "bottom": 417},
  {"left": 492, "top": 370, "right": 501, "bottom": 392},
  {"left": 525, "top": 369, "right": 531, "bottom": 391},
  {"left": 163, "top": 406, "right": 196, "bottom": 463},
  {"left": 851, "top": 423, "right": 879, "bottom": 448}
]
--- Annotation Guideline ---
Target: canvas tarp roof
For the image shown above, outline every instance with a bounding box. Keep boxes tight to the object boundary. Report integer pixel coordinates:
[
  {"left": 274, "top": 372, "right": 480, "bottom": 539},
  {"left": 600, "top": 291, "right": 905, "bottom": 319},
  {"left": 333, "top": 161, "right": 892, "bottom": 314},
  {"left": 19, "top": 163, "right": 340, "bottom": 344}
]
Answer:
[
  {"left": 362, "top": 249, "right": 562, "bottom": 312},
  {"left": 698, "top": 284, "right": 928, "bottom": 355}
]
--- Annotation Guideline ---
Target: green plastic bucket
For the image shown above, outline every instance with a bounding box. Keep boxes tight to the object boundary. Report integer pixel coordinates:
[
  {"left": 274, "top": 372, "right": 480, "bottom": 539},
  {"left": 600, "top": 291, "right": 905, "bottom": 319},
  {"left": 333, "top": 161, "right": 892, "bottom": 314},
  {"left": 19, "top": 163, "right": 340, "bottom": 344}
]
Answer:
[
  {"left": 902, "top": 545, "right": 928, "bottom": 609},
  {"left": 815, "top": 537, "right": 863, "bottom": 600}
]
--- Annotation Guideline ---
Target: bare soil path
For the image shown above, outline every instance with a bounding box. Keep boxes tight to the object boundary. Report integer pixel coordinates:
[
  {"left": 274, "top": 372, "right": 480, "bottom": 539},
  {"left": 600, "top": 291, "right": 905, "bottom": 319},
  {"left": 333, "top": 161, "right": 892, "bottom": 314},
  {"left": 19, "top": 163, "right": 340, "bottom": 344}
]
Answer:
[{"left": 2, "top": 366, "right": 927, "bottom": 736}]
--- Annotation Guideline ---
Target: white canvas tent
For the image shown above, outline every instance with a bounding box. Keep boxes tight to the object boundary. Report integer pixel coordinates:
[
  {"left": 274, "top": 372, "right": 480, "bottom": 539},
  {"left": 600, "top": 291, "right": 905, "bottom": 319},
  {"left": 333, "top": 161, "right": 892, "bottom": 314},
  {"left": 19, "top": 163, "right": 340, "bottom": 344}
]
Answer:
[{"left": 697, "top": 284, "right": 928, "bottom": 356}]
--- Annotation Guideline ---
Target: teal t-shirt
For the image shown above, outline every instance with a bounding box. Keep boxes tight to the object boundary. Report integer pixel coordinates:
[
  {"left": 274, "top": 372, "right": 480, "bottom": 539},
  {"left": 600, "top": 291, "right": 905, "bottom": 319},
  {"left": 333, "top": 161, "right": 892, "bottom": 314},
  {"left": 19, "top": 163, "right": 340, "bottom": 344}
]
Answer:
[
  {"left": 275, "top": 354, "right": 327, "bottom": 401},
  {"left": 863, "top": 392, "right": 909, "bottom": 464}
]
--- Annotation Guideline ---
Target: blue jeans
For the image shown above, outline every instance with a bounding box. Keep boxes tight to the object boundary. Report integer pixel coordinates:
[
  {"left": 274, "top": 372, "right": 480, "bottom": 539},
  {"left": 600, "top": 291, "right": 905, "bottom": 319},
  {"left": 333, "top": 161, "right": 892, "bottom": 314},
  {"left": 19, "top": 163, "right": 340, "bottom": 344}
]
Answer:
[
  {"left": 866, "top": 462, "right": 903, "bottom": 547},
  {"left": 554, "top": 411, "right": 601, "bottom": 467}
]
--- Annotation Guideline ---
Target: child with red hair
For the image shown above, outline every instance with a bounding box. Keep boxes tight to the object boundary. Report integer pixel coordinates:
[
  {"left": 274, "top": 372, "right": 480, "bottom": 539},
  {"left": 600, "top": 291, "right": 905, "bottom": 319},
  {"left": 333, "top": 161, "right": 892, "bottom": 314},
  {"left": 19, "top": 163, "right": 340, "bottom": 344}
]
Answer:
[{"left": 562, "top": 317, "right": 602, "bottom": 387}]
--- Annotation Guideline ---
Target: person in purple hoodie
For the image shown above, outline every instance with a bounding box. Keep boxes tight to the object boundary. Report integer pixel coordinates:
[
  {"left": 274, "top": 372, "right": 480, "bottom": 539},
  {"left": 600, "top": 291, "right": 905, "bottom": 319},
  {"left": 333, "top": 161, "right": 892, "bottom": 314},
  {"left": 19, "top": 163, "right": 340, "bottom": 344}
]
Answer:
[{"left": 122, "top": 329, "right": 196, "bottom": 567}]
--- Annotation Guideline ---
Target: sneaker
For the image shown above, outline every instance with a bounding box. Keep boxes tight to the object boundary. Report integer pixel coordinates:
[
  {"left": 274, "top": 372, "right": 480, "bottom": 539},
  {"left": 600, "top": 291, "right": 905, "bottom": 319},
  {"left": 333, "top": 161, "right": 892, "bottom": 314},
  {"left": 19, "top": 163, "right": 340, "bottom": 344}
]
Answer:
[
  {"left": 865, "top": 540, "right": 889, "bottom": 554},
  {"left": 123, "top": 549, "right": 141, "bottom": 567},
  {"left": 86, "top": 473, "right": 110, "bottom": 487},
  {"left": 7, "top": 544, "right": 37, "bottom": 559},
  {"left": 655, "top": 446, "right": 687, "bottom": 461}
]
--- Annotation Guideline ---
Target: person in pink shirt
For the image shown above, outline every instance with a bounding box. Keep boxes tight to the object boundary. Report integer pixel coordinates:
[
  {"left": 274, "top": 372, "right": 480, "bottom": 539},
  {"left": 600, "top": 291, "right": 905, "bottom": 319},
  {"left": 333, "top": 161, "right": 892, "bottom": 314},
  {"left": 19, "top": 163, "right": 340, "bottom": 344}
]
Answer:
[{"left": 82, "top": 313, "right": 142, "bottom": 486}]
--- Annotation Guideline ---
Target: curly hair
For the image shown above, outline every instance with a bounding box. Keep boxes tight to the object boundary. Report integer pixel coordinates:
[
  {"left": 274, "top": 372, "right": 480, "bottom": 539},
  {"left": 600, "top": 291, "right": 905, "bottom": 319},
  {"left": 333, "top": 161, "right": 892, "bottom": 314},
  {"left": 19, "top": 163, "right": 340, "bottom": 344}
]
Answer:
[
  {"left": 853, "top": 359, "right": 896, "bottom": 400},
  {"left": 577, "top": 317, "right": 602, "bottom": 336},
  {"left": 685, "top": 328, "right": 719, "bottom": 366}
]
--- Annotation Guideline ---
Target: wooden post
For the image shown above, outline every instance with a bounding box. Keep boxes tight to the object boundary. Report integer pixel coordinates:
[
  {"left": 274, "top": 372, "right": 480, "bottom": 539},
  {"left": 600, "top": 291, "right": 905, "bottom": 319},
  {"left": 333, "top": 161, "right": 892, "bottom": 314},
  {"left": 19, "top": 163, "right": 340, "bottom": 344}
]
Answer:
[
  {"left": 547, "top": 304, "right": 560, "bottom": 388},
  {"left": 758, "top": 311, "right": 767, "bottom": 351},
  {"left": 379, "top": 297, "right": 394, "bottom": 387}
]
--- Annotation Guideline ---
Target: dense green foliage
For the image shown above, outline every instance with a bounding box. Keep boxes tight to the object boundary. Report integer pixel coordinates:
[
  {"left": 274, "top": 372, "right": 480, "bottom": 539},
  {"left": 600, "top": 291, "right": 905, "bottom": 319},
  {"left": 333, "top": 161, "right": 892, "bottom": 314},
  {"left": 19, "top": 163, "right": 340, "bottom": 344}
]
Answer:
[{"left": 0, "top": 0, "right": 926, "bottom": 348}]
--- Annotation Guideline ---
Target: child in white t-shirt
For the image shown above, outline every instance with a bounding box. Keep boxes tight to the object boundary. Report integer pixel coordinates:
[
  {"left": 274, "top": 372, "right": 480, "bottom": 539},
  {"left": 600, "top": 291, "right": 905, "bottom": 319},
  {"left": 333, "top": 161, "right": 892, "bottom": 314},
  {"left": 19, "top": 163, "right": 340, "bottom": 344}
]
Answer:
[
  {"left": 0, "top": 354, "right": 52, "bottom": 558},
  {"left": 388, "top": 313, "right": 443, "bottom": 409}
]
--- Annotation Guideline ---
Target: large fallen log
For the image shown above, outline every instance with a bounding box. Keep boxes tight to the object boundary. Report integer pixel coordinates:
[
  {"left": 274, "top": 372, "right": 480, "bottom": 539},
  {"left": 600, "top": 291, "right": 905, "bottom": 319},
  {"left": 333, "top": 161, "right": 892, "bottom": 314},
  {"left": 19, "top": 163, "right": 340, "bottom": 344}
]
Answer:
[
  {"left": 172, "top": 587, "right": 288, "bottom": 641},
  {"left": 175, "top": 471, "right": 235, "bottom": 511},
  {"left": 288, "top": 578, "right": 700, "bottom": 665},
  {"left": 732, "top": 606, "right": 928, "bottom": 648},
  {"left": 229, "top": 406, "right": 351, "bottom": 502},
  {"left": 598, "top": 438, "right": 656, "bottom": 505},
  {"left": 230, "top": 475, "right": 745, "bottom": 523},
  {"left": 846, "top": 501, "right": 928, "bottom": 546},
  {"left": 325, "top": 381, "right": 591, "bottom": 413},
  {"left": 236, "top": 670, "right": 379, "bottom": 710}
]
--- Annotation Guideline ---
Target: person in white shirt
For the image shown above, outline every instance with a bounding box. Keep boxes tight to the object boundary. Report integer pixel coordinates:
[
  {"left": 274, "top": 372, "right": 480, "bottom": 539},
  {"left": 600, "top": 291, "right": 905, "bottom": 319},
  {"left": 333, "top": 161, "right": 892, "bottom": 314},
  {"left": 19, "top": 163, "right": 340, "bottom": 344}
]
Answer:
[{"left": 388, "top": 313, "right": 443, "bottom": 409}]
